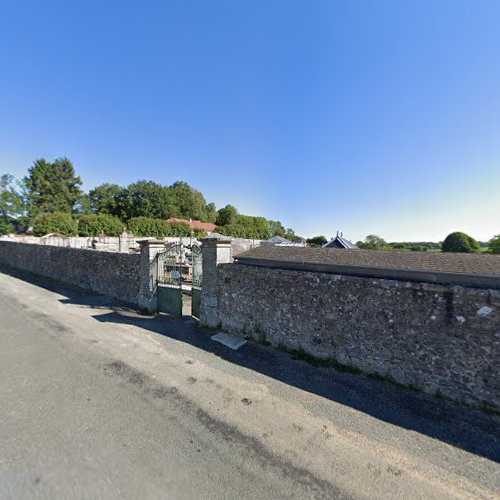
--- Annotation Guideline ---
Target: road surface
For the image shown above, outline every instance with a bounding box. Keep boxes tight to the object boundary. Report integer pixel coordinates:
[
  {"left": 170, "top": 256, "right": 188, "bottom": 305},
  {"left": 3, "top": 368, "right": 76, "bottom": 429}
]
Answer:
[{"left": 0, "top": 266, "right": 499, "bottom": 499}]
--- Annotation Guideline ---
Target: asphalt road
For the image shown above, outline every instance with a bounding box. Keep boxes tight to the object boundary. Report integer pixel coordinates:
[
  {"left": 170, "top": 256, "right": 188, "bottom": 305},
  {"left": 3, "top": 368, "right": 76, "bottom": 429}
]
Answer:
[{"left": 0, "top": 267, "right": 499, "bottom": 499}]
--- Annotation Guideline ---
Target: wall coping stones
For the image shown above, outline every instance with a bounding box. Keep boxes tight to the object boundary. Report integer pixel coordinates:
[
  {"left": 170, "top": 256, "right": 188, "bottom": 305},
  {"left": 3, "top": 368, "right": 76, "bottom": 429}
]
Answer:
[
  {"left": 234, "top": 255, "right": 500, "bottom": 290},
  {"left": 237, "top": 246, "right": 500, "bottom": 276}
]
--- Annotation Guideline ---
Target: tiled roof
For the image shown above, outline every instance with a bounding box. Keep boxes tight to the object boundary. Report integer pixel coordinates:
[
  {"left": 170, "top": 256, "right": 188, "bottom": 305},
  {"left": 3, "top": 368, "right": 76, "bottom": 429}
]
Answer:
[
  {"left": 166, "top": 218, "right": 217, "bottom": 232},
  {"left": 236, "top": 246, "right": 500, "bottom": 276}
]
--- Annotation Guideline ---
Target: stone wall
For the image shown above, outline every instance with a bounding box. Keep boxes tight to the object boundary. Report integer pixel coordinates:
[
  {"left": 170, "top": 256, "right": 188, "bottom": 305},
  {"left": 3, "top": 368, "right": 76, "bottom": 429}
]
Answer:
[
  {"left": 0, "top": 241, "right": 141, "bottom": 305},
  {"left": 215, "top": 263, "right": 500, "bottom": 410},
  {"left": 0, "top": 234, "right": 265, "bottom": 256},
  {"left": 0, "top": 234, "right": 140, "bottom": 253},
  {"left": 230, "top": 238, "right": 262, "bottom": 256}
]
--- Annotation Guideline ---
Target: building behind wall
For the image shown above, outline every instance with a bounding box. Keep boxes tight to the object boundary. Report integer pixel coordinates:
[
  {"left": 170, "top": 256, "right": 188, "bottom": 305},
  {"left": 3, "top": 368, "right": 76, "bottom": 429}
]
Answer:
[{"left": 323, "top": 232, "right": 357, "bottom": 249}]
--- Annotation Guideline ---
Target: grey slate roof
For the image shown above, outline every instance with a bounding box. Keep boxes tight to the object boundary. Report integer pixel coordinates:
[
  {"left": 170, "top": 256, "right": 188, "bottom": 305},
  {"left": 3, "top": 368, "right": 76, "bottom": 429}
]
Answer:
[
  {"left": 235, "top": 246, "right": 500, "bottom": 277},
  {"left": 322, "top": 235, "right": 357, "bottom": 249},
  {"left": 261, "top": 236, "right": 293, "bottom": 246}
]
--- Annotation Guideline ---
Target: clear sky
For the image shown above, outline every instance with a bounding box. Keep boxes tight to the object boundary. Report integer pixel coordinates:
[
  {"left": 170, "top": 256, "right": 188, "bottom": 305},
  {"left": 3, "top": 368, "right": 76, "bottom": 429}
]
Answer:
[{"left": 1, "top": 0, "right": 499, "bottom": 242}]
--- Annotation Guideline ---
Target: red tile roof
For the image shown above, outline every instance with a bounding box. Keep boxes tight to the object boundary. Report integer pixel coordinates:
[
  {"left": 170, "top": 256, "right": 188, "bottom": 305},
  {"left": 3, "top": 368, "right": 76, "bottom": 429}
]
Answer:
[{"left": 166, "top": 218, "right": 217, "bottom": 232}]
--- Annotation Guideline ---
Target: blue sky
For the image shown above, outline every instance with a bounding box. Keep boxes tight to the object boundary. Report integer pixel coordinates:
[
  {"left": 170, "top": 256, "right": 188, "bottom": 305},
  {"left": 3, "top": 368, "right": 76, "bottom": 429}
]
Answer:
[{"left": 1, "top": 0, "right": 499, "bottom": 242}]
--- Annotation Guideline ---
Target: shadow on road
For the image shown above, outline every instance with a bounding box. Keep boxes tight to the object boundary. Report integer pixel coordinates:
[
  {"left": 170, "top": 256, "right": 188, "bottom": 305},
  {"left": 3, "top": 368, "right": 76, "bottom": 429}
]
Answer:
[{"left": 3, "top": 263, "right": 499, "bottom": 464}]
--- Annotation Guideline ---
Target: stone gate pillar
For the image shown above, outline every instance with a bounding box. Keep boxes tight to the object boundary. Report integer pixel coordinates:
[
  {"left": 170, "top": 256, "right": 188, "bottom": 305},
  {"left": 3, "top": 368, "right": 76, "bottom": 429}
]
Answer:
[
  {"left": 199, "top": 236, "right": 232, "bottom": 328},
  {"left": 138, "top": 239, "right": 166, "bottom": 312}
]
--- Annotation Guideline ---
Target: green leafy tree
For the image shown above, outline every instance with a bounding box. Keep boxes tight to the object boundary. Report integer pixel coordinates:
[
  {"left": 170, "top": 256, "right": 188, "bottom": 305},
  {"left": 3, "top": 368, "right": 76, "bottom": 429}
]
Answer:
[
  {"left": 88, "top": 183, "right": 125, "bottom": 216},
  {"left": 266, "top": 220, "right": 286, "bottom": 237},
  {"left": 307, "top": 236, "right": 328, "bottom": 246},
  {"left": 166, "top": 181, "right": 194, "bottom": 218},
  {"left": 78, "top": 214, "right": 124, "bottom": 236},
  {"left": 75, "top": 193, "right": 93, "bottom": 215},
  {"left": 357, "top": 235, "right": 388, "bottom": 250},
  {"left": 442, "top": 232, "right": 480, "bottom": 253},
  {"left": 24, "top": 158, "right": 82, "bottom": 220},
  {"left": 33, "top": 212, "right": 78, "bottom": 236},
  {"left": 0, "top": 174, "right": 26, "bottom": 231},
  {"left": 121, "top": 181, "right": 172, "bottom": 220},
  {"left": 88, "top": 180, "right": 217, "bottom": 223},
  {"left": 487, "top": 234, "right": 500, "bottom": 254},
  {"left": 190, "top": 188, "right": 216, "bottom": 221},
  {"left": 204, "top": 202, "right": 218, "bottom": 224},
  {"left": 216, "top": 205, "right": 238, "bottom": 226},
  {"left": 285, "top": 228, "right": 302, "bottom": 242}
]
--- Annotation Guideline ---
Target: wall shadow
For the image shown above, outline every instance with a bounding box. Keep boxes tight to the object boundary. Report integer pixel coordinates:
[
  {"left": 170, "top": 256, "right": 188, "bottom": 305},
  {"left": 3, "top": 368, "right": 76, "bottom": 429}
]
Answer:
[
  {"left": 2, "top": 264, "right": 498, "bottom": 464},
  {"left": 92, "top": 308, "right": 500, "bottom": 464}
]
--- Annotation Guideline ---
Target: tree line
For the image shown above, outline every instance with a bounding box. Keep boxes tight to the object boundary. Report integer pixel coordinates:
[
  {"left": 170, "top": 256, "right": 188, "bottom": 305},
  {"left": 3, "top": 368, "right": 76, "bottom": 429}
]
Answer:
[
  {"left": 0, "top": 157, "right": 300, "bottom": 240},
  {"left": 355, "top": 233, "right": 500, "bottom": 254},
  {"left": 304, "top": 233, "right": 500, "bottom": 254}
]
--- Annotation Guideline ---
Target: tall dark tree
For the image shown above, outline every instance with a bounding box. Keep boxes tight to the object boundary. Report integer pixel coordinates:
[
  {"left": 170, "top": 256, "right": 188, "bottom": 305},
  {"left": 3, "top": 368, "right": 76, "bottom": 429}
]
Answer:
[
  {"left": 88, "top": 183, "right": 125, "bottom": 216},
  {"left": 167, "top": 181, "right": 197, "bottom": 219},
  {"left": 121, "top": 180, "right": 172, "bottom": 220},
  {"left": 190, "top": 188, "right": 217, "bottom": 222},
  {"left": 24, "top": 158, "right": 82, "bottom": 220},
  {"left": 216, "top": 205, "right": 238, "bottom": 226},
  {"left": 205, "top": 202, "right": 218, "bottom": 223},
  {"left": 0, "top": 174, "right": 25, "bottom": 221}
]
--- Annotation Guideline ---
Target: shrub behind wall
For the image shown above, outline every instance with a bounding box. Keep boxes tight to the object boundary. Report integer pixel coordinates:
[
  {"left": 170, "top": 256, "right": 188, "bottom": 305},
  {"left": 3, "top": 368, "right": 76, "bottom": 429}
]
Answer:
[
  {"left": 78, "top": 214, "right": 124, "bottom": 236},
  {"left": 33, "top": 212, "right": 78, "bottom": 236},
  {"left": 442, "top": 232, "right": 480, "bottom": 253},
  {"left": 0, "top": 220, "right": 14, "bottom": 235},
  {"left": 127, "top": 217, "right": 173, "bottom": 238}
]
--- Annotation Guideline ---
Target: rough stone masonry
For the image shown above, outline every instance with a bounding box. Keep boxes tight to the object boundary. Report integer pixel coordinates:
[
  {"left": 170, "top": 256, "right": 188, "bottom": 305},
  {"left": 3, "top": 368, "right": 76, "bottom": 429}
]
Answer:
[
  {"left": 0, "top": 241, "right": 141, "bottom": 305},
  {"left": 214, "top": 263, "right": 500, "bottom": 410}
]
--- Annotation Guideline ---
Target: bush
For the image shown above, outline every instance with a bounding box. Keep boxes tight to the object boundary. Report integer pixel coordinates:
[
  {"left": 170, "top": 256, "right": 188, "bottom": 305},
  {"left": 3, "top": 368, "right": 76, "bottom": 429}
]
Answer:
[
  {"left": 78, "top": 214, "right": 124, "bottom": 237},
  {"left": 127, "top": 217, "right": 173, "bottom": 238},
  {"left": 193, "top": 229, "right": 207, "bottom": 238},
  {"left": 488, "top": 234, "right": 500, "bottom": 254},
  {"left": 168, "top": 221, "right": 191, "bottom": 237},
  {"left": 0, "top": 219, "right": 14, "bottom": 235},
  {"left": 33, "top": 212, "right": 78, "bottom": 236},
  {"left": 409, "top": 245, "right": 427, "bottom": 252},
  {"left": 442, "top": 232, "right": 480, "bottom": 253},
  {"left": 357, "top": 235, "right": 388, "bottom": 250},
  {"left": 306, "top": 236, "right": 328, "bottom": 246}
]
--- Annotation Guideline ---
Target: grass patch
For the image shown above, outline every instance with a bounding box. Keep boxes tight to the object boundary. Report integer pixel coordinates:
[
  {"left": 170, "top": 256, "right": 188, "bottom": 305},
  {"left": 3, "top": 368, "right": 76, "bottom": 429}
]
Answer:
[
  {"left": 276, "top": 344, "right": 363, "bottom": 375},
  {"left": 473, "top": 401, "right": 500, "bottom": 417},
  {"left": 198, "top": 321, "right": 222, "bottom": 332},
  {"left": 254, "top": 324, "right": 271, "bottom": 346}
]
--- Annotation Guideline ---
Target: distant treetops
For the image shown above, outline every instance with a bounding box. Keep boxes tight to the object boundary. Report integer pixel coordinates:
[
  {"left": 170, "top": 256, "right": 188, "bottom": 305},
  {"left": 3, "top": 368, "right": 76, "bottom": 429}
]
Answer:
[
  {"left": 441, "top": 232, "right": 481, "bottom": 253},
  {"left": 1, "top": 157, "right": 299, "bottom": 240},
  {"left": 1, "top": 158, "right": 498, "bottom": 252},
  {"left": 354, "top": 232, "right": 496, "bottom": 253}
]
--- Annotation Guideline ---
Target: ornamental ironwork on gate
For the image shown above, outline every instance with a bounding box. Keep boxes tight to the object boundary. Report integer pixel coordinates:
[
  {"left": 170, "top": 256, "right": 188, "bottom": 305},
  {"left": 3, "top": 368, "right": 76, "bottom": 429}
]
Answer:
[
  {"left": 191, "top": 244, "right": 202, "bottom": 318},
  {"left": 157, "top": 243, "right": 183, "bottom": 316}
]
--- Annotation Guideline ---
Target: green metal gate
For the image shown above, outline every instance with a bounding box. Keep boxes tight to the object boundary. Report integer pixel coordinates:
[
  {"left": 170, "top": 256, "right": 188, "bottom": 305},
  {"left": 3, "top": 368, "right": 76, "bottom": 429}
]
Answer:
[
  {"left": 191, "top": 244, "right": 202, "bottom": 318},
  {"left": 157, "top": 243, "right": 183, "bottom": 316}
]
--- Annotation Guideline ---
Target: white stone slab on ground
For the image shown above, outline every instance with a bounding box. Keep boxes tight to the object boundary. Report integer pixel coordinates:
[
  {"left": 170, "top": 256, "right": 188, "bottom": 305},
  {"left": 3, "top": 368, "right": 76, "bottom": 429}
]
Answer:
[{"left": 211, "top": 332, "right": 247, "bottom": 350}]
